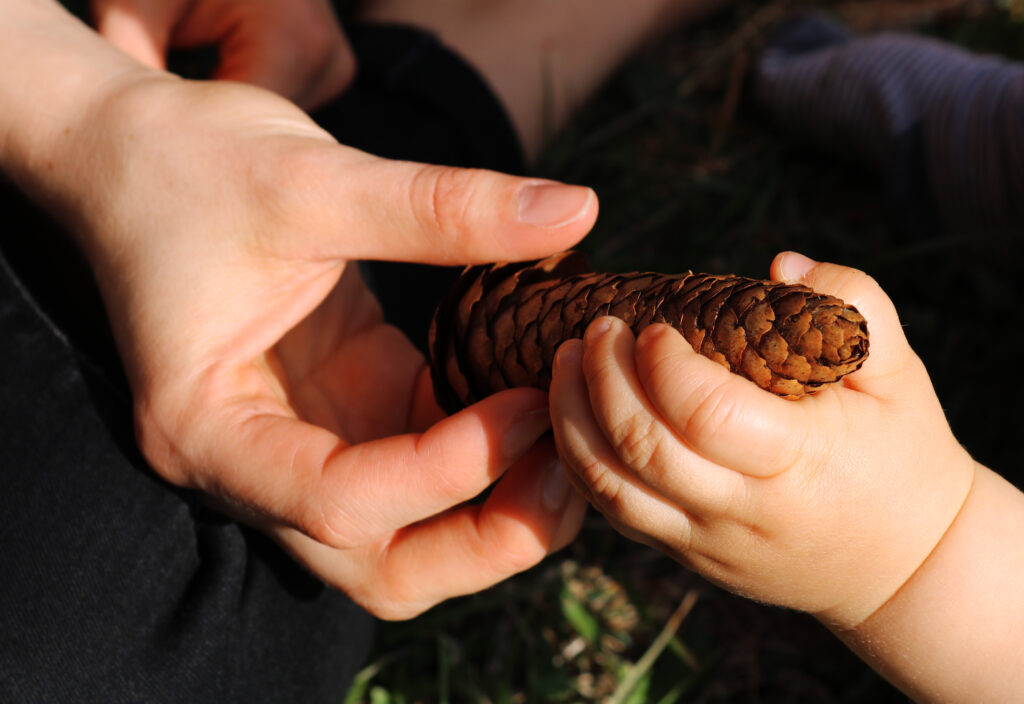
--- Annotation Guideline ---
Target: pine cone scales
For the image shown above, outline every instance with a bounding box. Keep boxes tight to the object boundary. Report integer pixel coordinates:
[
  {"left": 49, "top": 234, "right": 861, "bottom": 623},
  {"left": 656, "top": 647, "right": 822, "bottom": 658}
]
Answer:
[{"left": 428, "top": 251, "right": 869, "bottom": 414}]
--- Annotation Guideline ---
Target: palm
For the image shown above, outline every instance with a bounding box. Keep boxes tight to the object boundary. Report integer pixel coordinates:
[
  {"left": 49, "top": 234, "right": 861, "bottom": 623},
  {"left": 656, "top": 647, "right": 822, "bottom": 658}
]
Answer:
[{"left": 271, "top": 265, "right": 439, "bottom": 445}]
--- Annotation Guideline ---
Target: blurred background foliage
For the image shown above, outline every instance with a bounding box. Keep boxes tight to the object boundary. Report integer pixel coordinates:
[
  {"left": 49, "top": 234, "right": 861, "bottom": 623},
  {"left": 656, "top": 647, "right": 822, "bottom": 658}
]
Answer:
[{"left": 345, "top": 0, "right": 1024, "bottom": 701}]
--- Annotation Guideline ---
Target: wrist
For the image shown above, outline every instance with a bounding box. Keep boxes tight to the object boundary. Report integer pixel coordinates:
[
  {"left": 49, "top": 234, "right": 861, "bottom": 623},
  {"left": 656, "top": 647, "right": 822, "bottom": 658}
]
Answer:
[
  {"left": 0, "top": 0, "right": 152, "bottom": 211},
  {"left": 809, "top": 443, "right": 977, "bottom": 631},
  {"left": 832, "top": 463, "right": 1024, "bottom": 701}
]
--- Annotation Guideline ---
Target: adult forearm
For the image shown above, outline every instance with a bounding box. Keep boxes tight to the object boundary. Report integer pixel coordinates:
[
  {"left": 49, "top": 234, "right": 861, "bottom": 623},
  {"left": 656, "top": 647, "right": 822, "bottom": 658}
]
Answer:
[
  {"left": 0, "top": 0, "right": 145, "bottom": 201},
  {"left": 836, "top": 464, "right": 1024, "bottom": 703}
]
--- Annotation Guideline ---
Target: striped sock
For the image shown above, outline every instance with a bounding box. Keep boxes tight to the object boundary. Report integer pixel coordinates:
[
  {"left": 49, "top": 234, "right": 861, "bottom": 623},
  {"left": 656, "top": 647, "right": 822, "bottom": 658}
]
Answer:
[{"left": 754, "top": 13, "right": 1024, "bottom": 236}]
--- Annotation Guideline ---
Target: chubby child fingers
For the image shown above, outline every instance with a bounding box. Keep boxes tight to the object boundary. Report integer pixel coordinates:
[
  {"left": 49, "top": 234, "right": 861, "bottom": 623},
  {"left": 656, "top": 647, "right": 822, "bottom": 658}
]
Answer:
[
  {"left": 631, "top": 321, "right": 808, "bottom": 479},
  {"left": 771, "top": 252, "right": 925, "bottom": 397},
  {"left": 550, "top": 341, "right": 697, "bottom": 551},
  {"left": 550, "top": 328, "right": 745, "bottom": 523}
]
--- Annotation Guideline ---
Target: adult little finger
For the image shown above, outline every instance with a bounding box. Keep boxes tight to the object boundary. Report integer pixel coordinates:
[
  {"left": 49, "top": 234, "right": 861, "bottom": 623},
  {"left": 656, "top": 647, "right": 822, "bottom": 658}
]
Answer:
[{"left": 276, "top": 438, "right": 588, "bottom": 620}]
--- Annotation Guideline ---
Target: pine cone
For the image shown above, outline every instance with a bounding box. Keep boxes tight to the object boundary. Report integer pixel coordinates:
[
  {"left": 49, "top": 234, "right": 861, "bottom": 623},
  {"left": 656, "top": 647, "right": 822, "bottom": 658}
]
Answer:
[{"left": 428, "top": 251, "right": 869, "bottom": 414}]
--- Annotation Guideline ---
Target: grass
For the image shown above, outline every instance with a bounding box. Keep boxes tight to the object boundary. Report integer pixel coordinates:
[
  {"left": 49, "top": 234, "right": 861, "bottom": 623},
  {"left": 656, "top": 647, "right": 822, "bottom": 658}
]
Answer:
[{"left": 348, "top": 1, "right": 1024, "bottom": 701}]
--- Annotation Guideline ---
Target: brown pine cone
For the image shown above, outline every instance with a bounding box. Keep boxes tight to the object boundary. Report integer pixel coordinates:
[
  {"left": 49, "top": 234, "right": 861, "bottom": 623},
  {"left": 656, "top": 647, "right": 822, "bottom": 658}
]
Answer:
[{"left": 428, "top": 251, "right": 869, "bottom": 414}]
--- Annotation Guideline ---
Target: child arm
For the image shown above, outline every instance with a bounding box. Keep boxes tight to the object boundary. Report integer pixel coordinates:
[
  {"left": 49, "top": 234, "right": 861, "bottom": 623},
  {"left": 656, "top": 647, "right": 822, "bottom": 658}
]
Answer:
[{"left": 840, "top": 462, "right": 1024, "bottom": 703}]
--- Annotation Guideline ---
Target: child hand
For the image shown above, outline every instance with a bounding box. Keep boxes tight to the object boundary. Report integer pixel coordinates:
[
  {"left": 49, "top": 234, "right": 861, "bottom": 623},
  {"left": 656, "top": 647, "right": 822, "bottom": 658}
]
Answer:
[{"left": 549, "top": 252, "right": 976, "bottom": 629}]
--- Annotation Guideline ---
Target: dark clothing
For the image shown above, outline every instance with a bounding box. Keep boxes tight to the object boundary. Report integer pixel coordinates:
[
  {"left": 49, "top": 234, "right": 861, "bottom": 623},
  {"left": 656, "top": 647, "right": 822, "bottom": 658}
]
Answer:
[
  {"left": 0, "top": 24, "right": 522, "bottom": 702},
  {"left": 329, "top": 25, "right": 526, "bottom": 351}
]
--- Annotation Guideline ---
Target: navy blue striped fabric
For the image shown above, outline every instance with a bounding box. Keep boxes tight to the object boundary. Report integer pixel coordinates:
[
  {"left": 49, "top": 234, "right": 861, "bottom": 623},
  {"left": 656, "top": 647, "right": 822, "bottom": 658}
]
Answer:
[{"left": 755, "top": 15, "right": 1024, "bottom": 235}]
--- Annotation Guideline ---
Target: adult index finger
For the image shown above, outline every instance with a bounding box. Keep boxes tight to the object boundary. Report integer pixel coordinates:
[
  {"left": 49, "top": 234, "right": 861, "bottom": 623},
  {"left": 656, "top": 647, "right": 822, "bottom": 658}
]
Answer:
[{"left": 296, "top": 149, "right": 598, "bottom": 266}]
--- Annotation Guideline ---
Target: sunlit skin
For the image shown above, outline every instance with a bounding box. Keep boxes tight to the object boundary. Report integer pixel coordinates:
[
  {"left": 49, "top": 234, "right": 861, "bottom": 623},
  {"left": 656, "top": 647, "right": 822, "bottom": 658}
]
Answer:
[
  {"left": 5, "top": 0, "right": 723, "bottom": 623},
  {"left": 70, "top": 0, "right": 717, "bottom": 619},
  {"left": 2, "top": 0, "right": 602, "bottom": 620},
  {"left": 11, "top": 0, "right": 1024, "bottom": 699},
  {"left": 550, "top": 252, "right": 1024, "bottom": 702},
  {"left": 91, "top": 0, "right": 356, "bottom": 110}
]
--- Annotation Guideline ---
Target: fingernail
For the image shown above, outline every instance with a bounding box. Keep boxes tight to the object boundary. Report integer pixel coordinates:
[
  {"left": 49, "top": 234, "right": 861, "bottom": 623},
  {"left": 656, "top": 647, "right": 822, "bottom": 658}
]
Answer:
[
  {"left": 501, "top": 407, "right": 551, "bottom": 460},
  {"left": 635, "top": 323, "right": 671, "bottom": 351},
  {"left": 517, "top": 182, "right": 594, "bottom": 227},
  {"left": 555, "top": 339, "right": 582, "bottom": 368},
  {"left": 542, "top": 457, "right": 571, "bottom": 512},
  {"left": 585, "top": 317, "right": 613, "bottom": 341},
  {"left": 777, "top": 251, "right": 818, "bottom": 282}
]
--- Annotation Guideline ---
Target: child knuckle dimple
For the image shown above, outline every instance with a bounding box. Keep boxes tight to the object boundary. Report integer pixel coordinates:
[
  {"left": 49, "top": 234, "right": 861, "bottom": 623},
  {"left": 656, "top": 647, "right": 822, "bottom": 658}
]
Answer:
[
  {"left": 584, "top": 462, "right": 629, "bottom": 517},
  {"left": 743, "top": 521, "right": 772, "bottom": 551},
  {"left": 613, "top": 416, "right": 664, "bottom": 471},
  {"left": 684, "top": 384, "right": 738, "bottom": 450},
  {"left": 589, "top": 353, "right": 626, "bottom": 391},
  {"left": 578, "top": 457, "right": 611, "bottom": 493}
]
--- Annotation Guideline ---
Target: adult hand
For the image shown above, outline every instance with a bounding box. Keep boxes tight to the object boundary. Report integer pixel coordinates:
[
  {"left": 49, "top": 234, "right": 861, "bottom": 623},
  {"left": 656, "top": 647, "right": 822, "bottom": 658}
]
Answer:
[
  {"left": 549, "top": 254, "right": 976, "bottom": 630},
  {"left": 91, "top": 0, "right": 355, "bottom": 109},
  {"left": 33, "top": 69, "right": 595, "bottom": 619}
]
